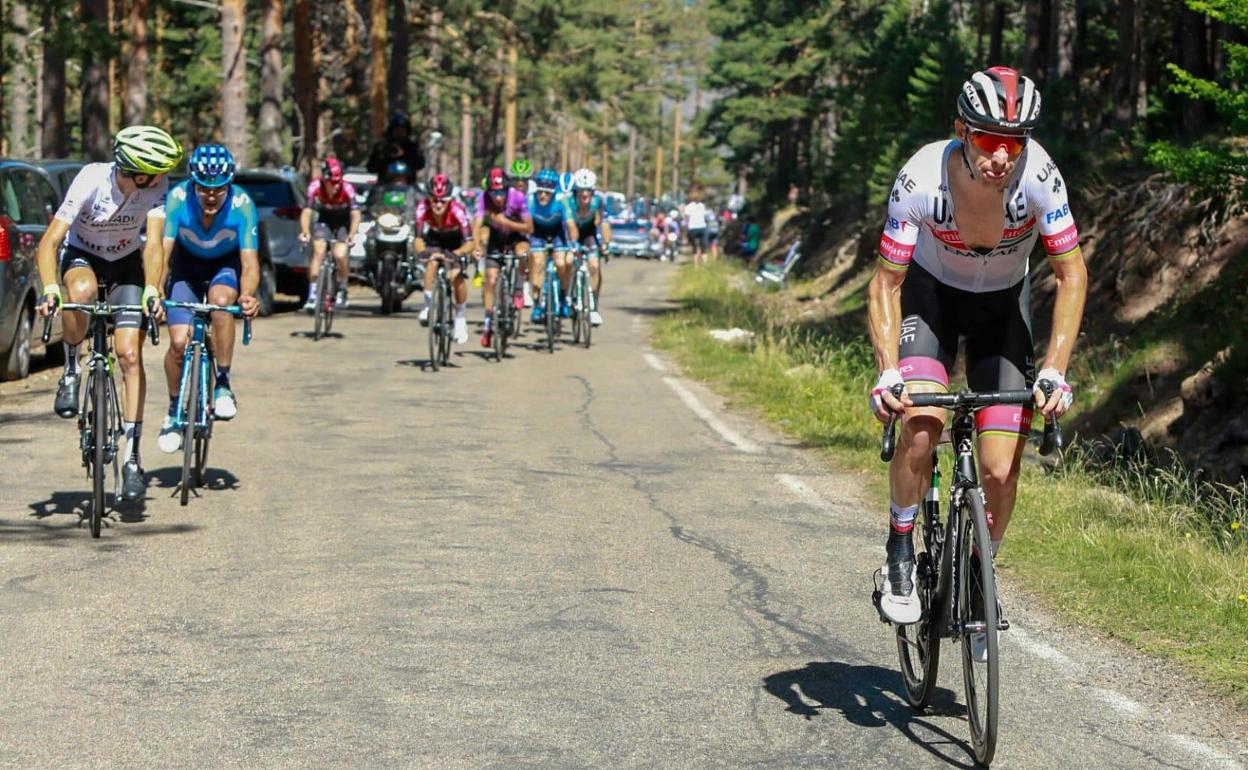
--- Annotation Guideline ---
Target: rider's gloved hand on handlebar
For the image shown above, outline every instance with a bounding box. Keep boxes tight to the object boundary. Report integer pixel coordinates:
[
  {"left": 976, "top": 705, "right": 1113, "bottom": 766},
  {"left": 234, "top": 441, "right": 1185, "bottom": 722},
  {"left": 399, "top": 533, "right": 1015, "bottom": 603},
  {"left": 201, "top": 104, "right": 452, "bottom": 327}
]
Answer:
[
  {"left": 1034, "top": 367, "right": 1073, "bottom": 418},
  {"left": 38, "top": 285, "right": 62, "bottom": 317},
  {"left": 870, "top": 368, "right": 906, "bottom": 424}
]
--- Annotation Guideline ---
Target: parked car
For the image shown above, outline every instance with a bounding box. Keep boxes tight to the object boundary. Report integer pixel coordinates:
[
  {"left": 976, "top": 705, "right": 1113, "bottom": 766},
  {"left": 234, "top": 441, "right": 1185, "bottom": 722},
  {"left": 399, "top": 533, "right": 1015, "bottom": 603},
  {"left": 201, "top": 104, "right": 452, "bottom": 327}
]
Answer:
[
  {"left": 33, "top": 159, "right": 86, "bottom": 199},
  {"left": 232, "top": 168, "right": 308, "bottom": 309},
  {"left": 607, "top": 220, "right": 656, "bottom": 259},
  {"left": 0, "top": 159, "right": 64, "bottom": 380}
]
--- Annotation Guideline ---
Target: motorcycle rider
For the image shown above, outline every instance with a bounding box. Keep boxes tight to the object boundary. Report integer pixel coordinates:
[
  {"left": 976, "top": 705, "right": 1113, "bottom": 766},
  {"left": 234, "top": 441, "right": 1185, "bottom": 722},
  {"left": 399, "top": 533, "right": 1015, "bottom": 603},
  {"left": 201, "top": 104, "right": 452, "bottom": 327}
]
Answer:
[
  {"left": 366, "top": 111, "right": 427, "bottom": 178},
  {"left": 367, "top": 160, "right": 419, "bottom": 220}
]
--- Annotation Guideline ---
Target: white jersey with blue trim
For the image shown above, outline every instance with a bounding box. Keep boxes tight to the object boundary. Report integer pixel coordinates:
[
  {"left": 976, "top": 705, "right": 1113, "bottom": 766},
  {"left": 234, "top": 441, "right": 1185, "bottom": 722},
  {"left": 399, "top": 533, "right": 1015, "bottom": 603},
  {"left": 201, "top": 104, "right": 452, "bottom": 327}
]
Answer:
[{"left": 877, "top": 139, "right": 1079, "bottom": 293}]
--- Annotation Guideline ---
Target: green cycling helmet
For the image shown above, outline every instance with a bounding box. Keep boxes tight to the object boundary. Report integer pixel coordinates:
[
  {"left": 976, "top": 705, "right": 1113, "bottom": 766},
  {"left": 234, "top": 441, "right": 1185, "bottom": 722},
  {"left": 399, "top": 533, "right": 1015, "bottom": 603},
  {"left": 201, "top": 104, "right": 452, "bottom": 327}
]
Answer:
[
  {"left": 114, "top": 125, "right": 183, "bottom": 175},
  {"left": 508, "top": 158, "right": 533, "bottom": 180}
]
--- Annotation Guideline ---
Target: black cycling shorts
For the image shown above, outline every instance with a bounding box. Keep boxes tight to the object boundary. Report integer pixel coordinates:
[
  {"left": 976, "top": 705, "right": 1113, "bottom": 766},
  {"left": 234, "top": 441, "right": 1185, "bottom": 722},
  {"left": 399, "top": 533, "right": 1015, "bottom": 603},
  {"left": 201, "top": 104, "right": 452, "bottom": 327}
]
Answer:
[
  {"left": 59, "top": 245, "right": 146, "bottom": 330},
  {"left": 899, "top": 261, "right": 1035, "bottom": 436}
]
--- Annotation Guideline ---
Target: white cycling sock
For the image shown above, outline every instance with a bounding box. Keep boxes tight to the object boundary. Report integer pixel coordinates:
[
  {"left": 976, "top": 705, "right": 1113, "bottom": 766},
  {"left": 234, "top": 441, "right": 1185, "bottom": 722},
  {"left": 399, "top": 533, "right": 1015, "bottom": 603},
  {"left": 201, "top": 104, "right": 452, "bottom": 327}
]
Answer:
[
  {"left": 454, "top": 303, "right": 466, "bottom": 319},
  {"left": 423, "top": 290, "right": 432, "bottom": 307},
  {"left": 889, "top": 500, "right": 919, "bottom": 534}
]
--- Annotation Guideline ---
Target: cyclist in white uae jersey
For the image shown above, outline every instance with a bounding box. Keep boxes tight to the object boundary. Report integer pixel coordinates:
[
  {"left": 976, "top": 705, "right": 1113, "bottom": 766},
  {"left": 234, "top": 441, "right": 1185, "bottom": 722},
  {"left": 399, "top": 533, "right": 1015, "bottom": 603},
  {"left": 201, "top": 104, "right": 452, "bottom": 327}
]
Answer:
[
  {"left": 866, "top": 67, "right": 1087, "bottom": 635},
  {"left": 36, "top": 125, "right": 183, "bottom": 501}
]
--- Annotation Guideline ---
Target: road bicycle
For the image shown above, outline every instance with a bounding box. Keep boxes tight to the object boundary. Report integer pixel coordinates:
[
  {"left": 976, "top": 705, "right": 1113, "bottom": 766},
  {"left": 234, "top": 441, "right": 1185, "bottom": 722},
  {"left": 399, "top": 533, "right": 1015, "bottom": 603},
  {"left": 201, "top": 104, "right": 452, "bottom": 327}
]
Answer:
[
  {"left": 568, "top": 246, "right": 594, "bottom": 349},
  {"left": 426, "top": 251, "right": 468, "bottom": 370},
  {"left": 539, "top": 252, "right": 563, "bottom": 353},
  {"left": 490, "top": 251, "right": 525, "bottom": 363},
  {"left": 163, "top": 300, "right": 252, "bottom": 506},
  {"left": 310, "top": 244, "right": 337, "bottom": 341},
  {"left": 41, "top": 292, "right": 158, "bottom": 537},
  {"left": 874, "top": 383, "right": 1061, "bottom": 766}
]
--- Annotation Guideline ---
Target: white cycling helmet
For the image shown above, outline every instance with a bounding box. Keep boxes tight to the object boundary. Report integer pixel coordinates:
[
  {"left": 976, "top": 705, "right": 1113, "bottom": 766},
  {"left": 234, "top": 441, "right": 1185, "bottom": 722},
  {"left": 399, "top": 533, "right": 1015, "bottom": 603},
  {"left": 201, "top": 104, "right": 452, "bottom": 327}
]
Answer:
[{"left": 572, "top": 168, "right": 597, "bottom": 191}]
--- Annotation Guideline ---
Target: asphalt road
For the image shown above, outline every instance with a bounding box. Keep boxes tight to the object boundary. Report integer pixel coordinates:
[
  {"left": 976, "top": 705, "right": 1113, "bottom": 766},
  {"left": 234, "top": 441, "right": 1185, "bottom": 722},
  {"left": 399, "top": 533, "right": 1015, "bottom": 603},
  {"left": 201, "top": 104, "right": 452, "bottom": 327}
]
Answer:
[{"left": 1, "top": 261, "right": 1244, "bottom": 769}]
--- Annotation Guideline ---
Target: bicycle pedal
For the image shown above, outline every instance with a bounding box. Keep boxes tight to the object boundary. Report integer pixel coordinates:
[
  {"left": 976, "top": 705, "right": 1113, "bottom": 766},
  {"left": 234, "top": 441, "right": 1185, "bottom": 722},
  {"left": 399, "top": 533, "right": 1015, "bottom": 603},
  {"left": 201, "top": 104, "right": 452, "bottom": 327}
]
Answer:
[{"left": 998, "top": 618, "right": 1011, "bottom": 631}]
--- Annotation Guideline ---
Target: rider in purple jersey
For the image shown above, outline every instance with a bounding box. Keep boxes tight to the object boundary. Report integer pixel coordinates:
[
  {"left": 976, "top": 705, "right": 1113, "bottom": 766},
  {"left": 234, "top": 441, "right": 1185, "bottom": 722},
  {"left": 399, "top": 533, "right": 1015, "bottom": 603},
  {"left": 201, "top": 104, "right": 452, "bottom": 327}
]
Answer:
[{"left": 472, "top": 167, "right": 533, "bottom": 348}]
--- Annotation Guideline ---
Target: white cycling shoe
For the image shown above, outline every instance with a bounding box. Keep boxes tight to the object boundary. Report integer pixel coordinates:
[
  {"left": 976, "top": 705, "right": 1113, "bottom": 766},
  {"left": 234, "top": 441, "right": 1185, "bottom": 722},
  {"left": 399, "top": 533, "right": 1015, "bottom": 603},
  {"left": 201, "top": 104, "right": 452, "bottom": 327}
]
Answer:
[
  {"left": 419, "top": 306, "right": 430, "bottom": 326},
  {"left": 879, "top": 561, "right": 922, "bottom": 625},
  {"left": 590, "top": 310, "right": 603, "bottom": 327},
  {"left": 213, "top": 386, "right": 237, "bottom": 420},
  {"left": 522, "top": 282, "right": 533, "bottom": 308},
  {"left": 158, "top": 416, "right": 182, "bottom": 454},
  {"left": 453, "top": 316, "right": 468, "bottom": 344}
]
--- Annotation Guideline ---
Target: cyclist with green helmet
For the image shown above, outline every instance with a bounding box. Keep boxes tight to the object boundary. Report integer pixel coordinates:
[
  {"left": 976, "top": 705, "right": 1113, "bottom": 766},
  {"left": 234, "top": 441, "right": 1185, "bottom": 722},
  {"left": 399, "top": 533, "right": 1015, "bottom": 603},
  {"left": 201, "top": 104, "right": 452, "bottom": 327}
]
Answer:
[
  {"left": 508, "top": 158, "right": 533, "bottom": 195},
  {"left": 36, "top": 125, "right": 184, "bottom": 501}
]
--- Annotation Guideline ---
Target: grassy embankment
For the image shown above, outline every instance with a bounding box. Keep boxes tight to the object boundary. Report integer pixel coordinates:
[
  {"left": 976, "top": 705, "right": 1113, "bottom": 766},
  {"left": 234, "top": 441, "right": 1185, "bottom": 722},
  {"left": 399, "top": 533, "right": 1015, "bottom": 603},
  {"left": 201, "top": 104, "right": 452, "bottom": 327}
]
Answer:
[{"left": 653, "top": 262, "right": 1248, "bottom": 706}]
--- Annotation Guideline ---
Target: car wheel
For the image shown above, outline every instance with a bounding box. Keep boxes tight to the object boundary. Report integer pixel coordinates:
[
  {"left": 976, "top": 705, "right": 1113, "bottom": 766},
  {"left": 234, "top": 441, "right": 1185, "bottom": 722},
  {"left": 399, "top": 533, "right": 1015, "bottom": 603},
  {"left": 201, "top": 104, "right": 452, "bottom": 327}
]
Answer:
[
  {"left": 0, "top": 306, "right": 33, "bottom": 381},
  {"left": 257, "top": 260, "right": 277, "bottom": 317}
]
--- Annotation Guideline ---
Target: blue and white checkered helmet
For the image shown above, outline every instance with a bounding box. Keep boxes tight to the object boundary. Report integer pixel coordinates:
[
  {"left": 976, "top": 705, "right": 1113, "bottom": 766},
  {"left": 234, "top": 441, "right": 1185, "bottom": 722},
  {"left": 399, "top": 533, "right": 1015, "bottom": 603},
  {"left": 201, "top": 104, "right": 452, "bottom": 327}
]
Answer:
[{"left": 188, "top": 144, "right": 236, "bottom": 188}]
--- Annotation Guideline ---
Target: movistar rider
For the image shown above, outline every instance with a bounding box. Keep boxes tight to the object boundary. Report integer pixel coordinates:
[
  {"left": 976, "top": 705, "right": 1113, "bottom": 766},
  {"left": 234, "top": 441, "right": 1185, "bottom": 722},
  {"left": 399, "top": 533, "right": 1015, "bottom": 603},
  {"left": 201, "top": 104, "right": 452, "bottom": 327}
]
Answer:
[
  {"left": 36, "top": 125, "right": 183, "bottom": 500},
  {"left": 157, "top": 144, "right": 261, "bottom": 453},
  {"left": 867, "top": 68, "right": 1087, "bottom": 649},
  {"left": 527, "top": 168, "right": 575, "bottom": 322}
]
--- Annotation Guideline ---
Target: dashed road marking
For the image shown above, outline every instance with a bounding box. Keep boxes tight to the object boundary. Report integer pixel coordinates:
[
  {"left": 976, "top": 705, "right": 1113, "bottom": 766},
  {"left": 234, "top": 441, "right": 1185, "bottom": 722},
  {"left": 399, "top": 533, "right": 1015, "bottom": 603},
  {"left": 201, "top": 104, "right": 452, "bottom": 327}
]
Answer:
[
  {"left": 1092, "top": 687, "right": 1149, "bottom": 719},
  {"left": 776, "top": 474, "right": 835, "bottom": 515},
  {"left": 1010, "top": 626, "right": 1075, "bottom": 667},
  {"left": 661, "top": 376, "right": 760, "bottom": 454},
  {"left": 642, "top": 353, "right": 668, "bottom": 373}
]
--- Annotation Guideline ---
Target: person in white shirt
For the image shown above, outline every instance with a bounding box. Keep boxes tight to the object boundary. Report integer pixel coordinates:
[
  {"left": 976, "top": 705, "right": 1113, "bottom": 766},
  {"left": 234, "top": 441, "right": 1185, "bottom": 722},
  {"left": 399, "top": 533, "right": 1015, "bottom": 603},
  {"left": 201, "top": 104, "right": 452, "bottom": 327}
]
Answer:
[{"left": 683, "top": 189, "right": 710, "bottom": 265}]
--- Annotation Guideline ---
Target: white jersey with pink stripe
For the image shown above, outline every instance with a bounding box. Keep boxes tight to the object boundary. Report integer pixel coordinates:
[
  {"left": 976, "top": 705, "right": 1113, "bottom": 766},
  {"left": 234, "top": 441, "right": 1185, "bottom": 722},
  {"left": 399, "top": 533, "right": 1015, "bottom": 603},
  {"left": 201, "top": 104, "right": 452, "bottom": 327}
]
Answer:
[{"left": 878, "top": 139, "right": 1078, "bottom": 293}]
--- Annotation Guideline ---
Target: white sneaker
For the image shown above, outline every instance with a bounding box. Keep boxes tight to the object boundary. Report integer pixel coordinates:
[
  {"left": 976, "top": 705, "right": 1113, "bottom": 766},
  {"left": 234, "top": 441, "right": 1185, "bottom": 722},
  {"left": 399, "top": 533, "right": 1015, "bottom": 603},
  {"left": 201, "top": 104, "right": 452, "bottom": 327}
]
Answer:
[
  {"left": 419, "top": 306, "right": 430, "bottom": 326},
  {"left": 158, "top": 415, "right": 182, "bottom": 454},
  {"left": 336, "top": 288, "right": 349, "bottom": 308},
  {"left": 522, "top": 282, "right": 533, "bottom": 308},
  {"left": 302, "top": 296, "right": 316, "bottom": 313},
  {"left": 879, "top": 562, "right": 921, "bottom": 625},
  {"left": 453, "top": 316, "right": 468, "bottom": 344},
  {"left": 213, "top": 386, "right": 237, "bottom": 420},
  {"left": 590, "top": 310, "right": 603, "bottom": 326}
]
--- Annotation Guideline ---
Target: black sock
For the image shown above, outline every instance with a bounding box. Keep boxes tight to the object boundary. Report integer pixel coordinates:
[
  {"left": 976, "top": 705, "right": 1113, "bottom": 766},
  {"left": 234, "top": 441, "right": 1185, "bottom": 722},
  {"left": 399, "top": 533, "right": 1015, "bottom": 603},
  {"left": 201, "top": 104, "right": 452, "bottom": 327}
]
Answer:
[
  {"left": 216, "top": 366, "right": 231, "bottom": 390},
  {"left": 886, "top": 528, "right": 914, "bottom": 564}
]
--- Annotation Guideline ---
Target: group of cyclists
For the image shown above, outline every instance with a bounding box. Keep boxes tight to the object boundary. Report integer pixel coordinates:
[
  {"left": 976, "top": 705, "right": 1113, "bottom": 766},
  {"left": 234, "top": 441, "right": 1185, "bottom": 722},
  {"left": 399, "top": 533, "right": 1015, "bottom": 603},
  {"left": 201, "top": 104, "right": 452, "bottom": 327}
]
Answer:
[{"left": 31, "top": 110, "right": 619, "bottom": 502}]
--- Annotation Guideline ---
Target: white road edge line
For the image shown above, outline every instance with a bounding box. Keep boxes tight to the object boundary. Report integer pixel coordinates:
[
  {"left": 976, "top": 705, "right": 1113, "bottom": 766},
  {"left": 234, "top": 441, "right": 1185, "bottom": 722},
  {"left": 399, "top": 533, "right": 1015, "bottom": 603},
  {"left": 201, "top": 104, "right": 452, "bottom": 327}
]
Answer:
[
  {"left": 661, "top": 376, "right": 760, "bottom": 454},
  {"left": 1166, "top": 734, "right": 1243, "bottom": 770},
  {"left": 642, "top": 353, "right": 668, "bottom": 373},
  {"left": 775, "top": 474, "right": 835, "bottom": 515},
  {"left": 1091, "top": 688, "right": 1149, "bottom": 719}
]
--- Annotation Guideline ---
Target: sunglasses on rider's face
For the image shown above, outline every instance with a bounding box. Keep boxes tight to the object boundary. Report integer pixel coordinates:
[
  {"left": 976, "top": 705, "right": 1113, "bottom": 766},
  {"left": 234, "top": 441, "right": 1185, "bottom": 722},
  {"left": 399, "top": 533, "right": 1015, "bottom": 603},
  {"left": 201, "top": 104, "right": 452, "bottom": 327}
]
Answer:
[
  {"left": 489, "top": 189, "right": 507, "bottom": 197},
  {"left": 967, "top": 128, "right": 1028, "bottom": 158},
  {"left": 431, "top": 197, "right": 451, "bottom": 205}
]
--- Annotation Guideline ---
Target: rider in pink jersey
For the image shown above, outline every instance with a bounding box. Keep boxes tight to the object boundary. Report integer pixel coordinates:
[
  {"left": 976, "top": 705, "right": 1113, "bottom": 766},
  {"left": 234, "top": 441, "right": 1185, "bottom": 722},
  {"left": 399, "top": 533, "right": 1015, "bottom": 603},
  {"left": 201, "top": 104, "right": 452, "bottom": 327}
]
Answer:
[{"left": 300, "top": 157, "right": 360, "bottom": 310}]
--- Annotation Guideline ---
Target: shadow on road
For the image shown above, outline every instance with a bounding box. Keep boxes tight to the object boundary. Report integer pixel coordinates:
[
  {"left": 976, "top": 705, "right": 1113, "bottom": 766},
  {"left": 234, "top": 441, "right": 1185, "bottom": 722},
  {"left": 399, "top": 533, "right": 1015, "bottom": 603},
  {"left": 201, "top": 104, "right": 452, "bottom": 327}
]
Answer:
[
  {"left": 763, "top": 660, "right": 978, "bottom": 768},
  {"left": 396, "top": 358, "right": 461, "bottom": 370},
  {"left": 612, "top": 303, "right": 678, "bottom": 318},
  {"left": 11, "top": 491, "right": 201, "bottom": 542},
  {"left": 147, "top": 466, "right": 241, "bottom": 493},
  {"left": 288, "top": 330, "right": 346, "bottom": 340}
]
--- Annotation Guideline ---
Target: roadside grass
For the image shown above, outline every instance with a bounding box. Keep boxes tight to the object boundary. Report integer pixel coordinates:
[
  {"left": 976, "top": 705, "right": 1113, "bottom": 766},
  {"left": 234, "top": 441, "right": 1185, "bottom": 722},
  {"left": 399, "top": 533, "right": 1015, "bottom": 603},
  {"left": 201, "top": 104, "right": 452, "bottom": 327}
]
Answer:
[{"left": 653, "top": 262, "right": 1248, "bottom": 706}]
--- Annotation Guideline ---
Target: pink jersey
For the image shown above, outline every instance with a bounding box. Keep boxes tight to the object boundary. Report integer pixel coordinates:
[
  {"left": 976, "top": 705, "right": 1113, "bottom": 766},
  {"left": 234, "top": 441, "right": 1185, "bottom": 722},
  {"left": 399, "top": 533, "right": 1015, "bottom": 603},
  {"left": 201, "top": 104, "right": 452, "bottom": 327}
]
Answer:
[{"left": 416, "top": 199, "right": 473, "bottom": 239}]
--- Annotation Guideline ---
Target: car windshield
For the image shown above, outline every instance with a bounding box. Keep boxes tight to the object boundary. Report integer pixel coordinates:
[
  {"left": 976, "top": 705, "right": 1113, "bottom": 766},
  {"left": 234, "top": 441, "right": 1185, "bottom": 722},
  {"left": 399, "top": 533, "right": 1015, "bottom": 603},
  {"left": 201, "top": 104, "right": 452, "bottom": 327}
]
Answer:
[{"left": 236, "top": 179, "right": 295, "bottom": 207}]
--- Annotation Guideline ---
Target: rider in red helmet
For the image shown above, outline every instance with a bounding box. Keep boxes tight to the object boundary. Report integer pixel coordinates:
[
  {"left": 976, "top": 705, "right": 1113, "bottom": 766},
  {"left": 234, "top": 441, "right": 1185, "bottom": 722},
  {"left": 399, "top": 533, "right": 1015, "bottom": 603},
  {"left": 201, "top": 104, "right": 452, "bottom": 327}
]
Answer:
[
  {"left": 414, "top": 174, "right": 474, "bottom": 343},
  {"left": 472, "top": 166, "right": 532, "bottom": 348},
  {"left": 300, "top": 156, "right": 360, "bottom": 310}
]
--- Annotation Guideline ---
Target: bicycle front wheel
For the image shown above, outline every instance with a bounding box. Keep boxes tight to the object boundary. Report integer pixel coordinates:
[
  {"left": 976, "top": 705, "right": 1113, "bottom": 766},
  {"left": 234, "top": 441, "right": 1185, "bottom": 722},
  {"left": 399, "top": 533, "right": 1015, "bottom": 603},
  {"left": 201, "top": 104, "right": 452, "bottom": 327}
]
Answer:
[
  {"left": 195, "top": 361, "right": 213, "bottom": 487},
  {"left": 313, "top": 264, "right": 329, "bottom": 341},
  {"left": 492, "top": 273, "right": 508, "bottom": 362},
  {"left": 896, "top": 537, "right": 942, "bottom": 710},
  {"left": 90, "top": 363, "right": 108, "bottom": 537},
  {"left": 578, "top": 271, "right": 592, "bottom": 349},
  {"left": 544, "top": 278, "right": 556, "bottom": 353},
  {"left": 428, "top": 274, "right": 445, "bottom": 371},
  {"left": 180, "top": 345, "right": 200, "bottom": 507},
  {"left": 437, "top": 280, "right": 453, "bottom": 366},
  {"left": 960, "top": 487, "right": 999, "bottom": 765}
]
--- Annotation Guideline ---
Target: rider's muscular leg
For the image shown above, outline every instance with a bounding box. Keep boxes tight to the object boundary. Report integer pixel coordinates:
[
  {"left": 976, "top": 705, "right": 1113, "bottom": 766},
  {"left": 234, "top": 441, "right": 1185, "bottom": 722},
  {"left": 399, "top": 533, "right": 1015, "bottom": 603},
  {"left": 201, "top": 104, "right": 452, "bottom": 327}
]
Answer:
[
  {"left": 209, "top": 285, "right": 239, "bottom": 368},
  {"left": 309, "top": 241, "right": 326, "bottom": 282},
  {"left": 482, "top": 269, "right": 499, "bottom": 316},
  {"left": 114, "top": 327, "right": 145, "bottom": 423},
  {"left": 556, "top": 253, "right": 573, "bottom": 291},
  {"left": 589, "top": 259, "right": 602, "bottom": 297},
  {"left": 889, "top": 411, "right": 944, "bottom": 510},
  {"left": 332, "top": 244, "right": 349, "bottom": 285},
  {"left": 61, "top": 268, "right": 97, "bottom": 345},
  {"left": 977, "top": 433, "right": 1026, "bottom": 543},
  {"left": 164, "top": 324, "right": 190, "bottom": 396},
  {"left": 529, "top": 250, "right": 545, "bottom": 297},
  {"left": 452, "top": 272, "right": 468, "bottom": 305}
]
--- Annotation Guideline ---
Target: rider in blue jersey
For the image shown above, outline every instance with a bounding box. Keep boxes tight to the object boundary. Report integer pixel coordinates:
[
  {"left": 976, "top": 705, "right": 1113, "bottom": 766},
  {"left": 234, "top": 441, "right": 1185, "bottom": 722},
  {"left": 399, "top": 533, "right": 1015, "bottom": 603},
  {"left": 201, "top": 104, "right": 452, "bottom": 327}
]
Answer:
[
  {"left": 527, "top": 168, "right": 574, "bottom": 321},
  {"left": 157, "top": 144, "right": 260, "bottom": 453}
]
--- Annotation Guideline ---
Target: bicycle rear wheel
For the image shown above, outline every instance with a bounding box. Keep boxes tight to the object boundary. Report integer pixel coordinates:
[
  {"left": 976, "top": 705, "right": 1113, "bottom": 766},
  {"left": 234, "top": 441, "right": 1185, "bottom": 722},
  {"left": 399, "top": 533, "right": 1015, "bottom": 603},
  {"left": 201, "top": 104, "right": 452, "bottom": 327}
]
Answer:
[
  {"left": 180, "top": 345, "right": 200, "bottom": 506},
  {"left": 544, "top": 276, "right": 556, "bottom": 353},
  {"left": 578, "top": 271, "right": 592, "bottom": 349},
  {"left": 437, "top": 279, "right": 453, "bottom": 365},
  {"left": 90, "top": 363, "right": 107, "bottom": 537},
  {"left": 428, "top": 274, "right": 445, "bottom": 371},
  {"left": 960, "top": 487, "right": 999, "bottom": 765},
  {"left": 195, "top": 361, "right": 213, "bottom": 487},
  {"left": 324, "top": 270, "right": 336, "bottom": 335},
  {"left": 313, "top": 264, "right": 329, "bottom": 341}
]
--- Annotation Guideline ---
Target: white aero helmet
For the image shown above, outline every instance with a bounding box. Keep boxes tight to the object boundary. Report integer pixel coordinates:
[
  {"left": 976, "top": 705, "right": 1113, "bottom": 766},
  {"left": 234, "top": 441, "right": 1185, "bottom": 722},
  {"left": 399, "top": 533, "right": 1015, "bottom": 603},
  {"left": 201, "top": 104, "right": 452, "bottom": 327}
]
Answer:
[{"left": 572, "top": 168, "right": 597, "bottom": 191}]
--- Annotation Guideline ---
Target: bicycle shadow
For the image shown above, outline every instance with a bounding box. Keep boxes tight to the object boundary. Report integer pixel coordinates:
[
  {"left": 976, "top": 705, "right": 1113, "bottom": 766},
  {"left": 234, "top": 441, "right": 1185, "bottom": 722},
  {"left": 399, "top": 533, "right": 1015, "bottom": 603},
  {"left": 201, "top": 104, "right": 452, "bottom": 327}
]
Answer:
[
  {"left": 18, "top": 491, "right": 198, "bottom": 541},
  {"left": 147, "top": 465, "right": 241, "bottom": 494},
  {"left": 395, "top": 358, "right": 461, "bottom": 370},
  {"left": 763, "top": 660, "right": 978, "bottom": 768},
  {"left": 289, "top": 330, "right": 345, "bottom": 340}
]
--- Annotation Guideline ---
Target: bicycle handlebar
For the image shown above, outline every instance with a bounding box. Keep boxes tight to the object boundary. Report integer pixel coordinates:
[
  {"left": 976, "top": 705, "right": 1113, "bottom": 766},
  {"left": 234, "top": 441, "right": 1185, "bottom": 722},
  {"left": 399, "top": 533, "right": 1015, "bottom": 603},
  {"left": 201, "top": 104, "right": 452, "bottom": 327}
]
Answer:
[
  {"left": 40, "top": 299, "right": 157, "bottom": 345},
  {"left": 880, "top": 382, "right": 1063, "bottom": 462},
  {"left": 161, "top": 301, "right": 254, "bottom": 345}
]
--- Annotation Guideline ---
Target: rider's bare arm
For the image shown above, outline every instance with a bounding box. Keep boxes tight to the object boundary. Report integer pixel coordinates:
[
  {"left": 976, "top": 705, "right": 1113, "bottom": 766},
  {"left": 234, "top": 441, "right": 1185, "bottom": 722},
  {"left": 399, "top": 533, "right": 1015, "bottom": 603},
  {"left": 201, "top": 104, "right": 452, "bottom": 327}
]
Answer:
[
  {"left": 238, "top": 248, "right": 261, "bottom": 318},
  {"left": 348, "top": 209, "right": 362, "bottom": 241},
  {"left": 867, "top": 264, "right": 905, "bottom": 375},
  {"left": 300, "top": 208, "right": 313, "bottom": 239},
  {"left": 36, "top": 218, "right": 71, "bottom": 309},
  {"left": 514, "top": 214, "right": 534, "bottom": 236}
]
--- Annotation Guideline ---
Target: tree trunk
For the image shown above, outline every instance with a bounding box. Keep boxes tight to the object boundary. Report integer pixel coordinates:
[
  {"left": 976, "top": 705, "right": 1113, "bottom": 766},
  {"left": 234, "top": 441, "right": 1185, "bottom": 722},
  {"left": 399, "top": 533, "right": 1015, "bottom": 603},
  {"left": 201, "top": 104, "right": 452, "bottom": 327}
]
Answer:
[
  {"left": 1023, "top": 0, "right": 1051, "bottom": 85},
  {"left": 1114, "top": 0, "right": 1136, "bottom": 126},
  {"left": 221, "top": 0, "right": 248, "bottom": 165},
  {"left": 369, "top": 0, "right": 388, "bottom": 138},
  {"left": 626, "top": 124, "right": 636, "bottom": 199},
  {"left": 1179, "top": 3, "right": 1211, "bottom": 137},
  {"left": 387, "top": 0, "right": 409, "bottom": 115},
  {"left": 460, "top": 92, "right": 471, "bottom": 188},
  {"left": 258, "top": 0, "right": 284, "bottom": 167},
  {"left": 42, "top": 1, "right": 69, "bottom": 158},
  {"left": 124, "top": 0, "right": 148, "bottom": 125},
  {"left": 988, "top": 2, "right": 1005, "bottom": 64},
  {"left": 503, "top": 43, "right": 517, "bottom": 166},
  {"left": 9, "top": 1, "right": 33, "bottom": 157},
  {"left": 80, "top": 0, "right": 112, "bottom": 160},
  {"left": 426, "top": 7, "right": 443, "bottom": 171},
  {"left": 293, "top": 0, "right": 318, "bottom": 170}
]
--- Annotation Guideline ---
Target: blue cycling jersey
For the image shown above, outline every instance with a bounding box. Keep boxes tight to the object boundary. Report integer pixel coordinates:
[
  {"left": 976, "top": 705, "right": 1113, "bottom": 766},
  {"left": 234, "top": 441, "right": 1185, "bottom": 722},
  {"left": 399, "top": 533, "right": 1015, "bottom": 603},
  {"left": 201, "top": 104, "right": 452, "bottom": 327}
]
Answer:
[
  {"left": 569, "top": 193, "right": 602, "bottom": 227},
  {"left": 163, "top": 180, "right": 259, "bottom": 259},
  {"left": 526, "top": 191, "right": 572, "bottom": 229}
]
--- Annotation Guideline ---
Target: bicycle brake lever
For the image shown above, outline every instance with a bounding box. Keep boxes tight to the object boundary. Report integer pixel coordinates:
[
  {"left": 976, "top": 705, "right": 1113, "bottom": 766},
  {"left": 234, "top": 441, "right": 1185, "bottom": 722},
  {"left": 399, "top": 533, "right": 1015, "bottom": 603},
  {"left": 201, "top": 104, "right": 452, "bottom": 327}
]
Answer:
[
  {"left": 243, "top": 318, "right": 253, "bottom": 346},
  {"left": 1036, "top": 380, "right": 1063, "bottom": 457},
  {"left": 146, "top": 298, "right": 160, "bottom": 347},
  {"left": 880, "top": 384, "right": 905, "bottom": 462}
]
